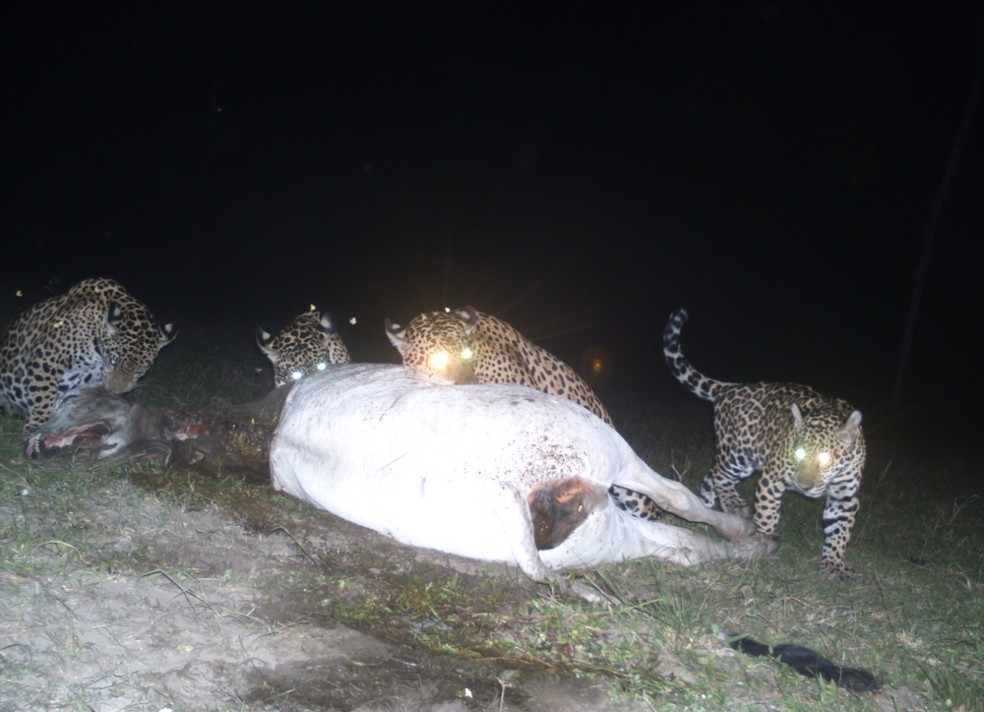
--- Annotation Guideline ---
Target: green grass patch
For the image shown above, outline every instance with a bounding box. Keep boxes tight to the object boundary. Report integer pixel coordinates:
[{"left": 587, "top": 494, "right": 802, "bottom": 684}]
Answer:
[{"left": 1, "top": 321, "right": 981, "bottom": 711}]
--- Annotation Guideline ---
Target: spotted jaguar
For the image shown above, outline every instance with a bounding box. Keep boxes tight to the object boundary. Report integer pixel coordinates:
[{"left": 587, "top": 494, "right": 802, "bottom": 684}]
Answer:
[
  {"left": 257, "top": 306, "right": 350, "bottom": 387},
  {"left": 386, "top": 305, "right": 612, "bottom": 423},
  {"left": 0, "top": 278, "right": 175, "bottom": 452},
  {"left": 664, "top": 308, "right": 866, "bottom": 579},
  {"left": 385, "top": 306, "right": 666, "bottom": 522}
]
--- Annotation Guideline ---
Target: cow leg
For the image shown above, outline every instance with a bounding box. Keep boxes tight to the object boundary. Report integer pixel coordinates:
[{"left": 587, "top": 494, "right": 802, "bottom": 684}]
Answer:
[
  {"left": 498, "top": 484, "right": 614, "bottom": 603},
  {"left": 625, "top": 518, "right": 779, "bottom": 565},
  {"left": 617, "top": 460, "right": 756, "bottom": 540}
]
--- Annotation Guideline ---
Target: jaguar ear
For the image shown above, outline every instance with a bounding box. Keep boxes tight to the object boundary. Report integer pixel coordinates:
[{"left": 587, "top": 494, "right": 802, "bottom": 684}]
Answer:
[
  {"left": 454, "top": 305, "right": 479, "bottom": 337},
  {"left": 790, "top": 403, "right": 804, "bottom": 431},
  {"left": 104, "top": 301, "right": 124, "bottom": 336},
  {"left": 318, "top": 312, "right": 338, "bottom": 334},
  {"left": 158, "top": 322, "right": 176, "bottom": 346},
  {"left": 454, "top": 305, "right": 479, "bottom": 326},
  {"left": 385, "top": 318, "right": 408, "bottom": 355},
  {"left": 839, "top": 410, "right": 863, "bottom": 446},
  {"left": 256, "top": 326, "right": 274, "bottom": 349}
]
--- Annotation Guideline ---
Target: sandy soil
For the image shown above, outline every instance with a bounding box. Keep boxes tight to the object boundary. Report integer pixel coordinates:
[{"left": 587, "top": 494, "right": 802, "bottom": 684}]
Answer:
[{"left": 0, "top": 467, "right": 651, "bottom": 712}]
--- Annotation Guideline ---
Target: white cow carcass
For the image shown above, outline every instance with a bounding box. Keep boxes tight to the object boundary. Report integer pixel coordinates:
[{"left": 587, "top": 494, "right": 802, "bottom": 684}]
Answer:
[{"left": 269, "top": 364, "right": 776, "bottom": 601}]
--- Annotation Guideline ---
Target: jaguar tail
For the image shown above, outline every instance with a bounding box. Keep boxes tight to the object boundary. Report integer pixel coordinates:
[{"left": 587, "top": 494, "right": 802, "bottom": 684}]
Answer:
[{"left": 662, "top": 309, "right": 729, "bottom": 402}]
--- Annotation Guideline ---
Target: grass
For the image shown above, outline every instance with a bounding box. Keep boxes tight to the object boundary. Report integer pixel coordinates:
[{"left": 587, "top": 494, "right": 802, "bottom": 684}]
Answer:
[{"left": 1, "top": 315, "right": 982, "bottom": 710}]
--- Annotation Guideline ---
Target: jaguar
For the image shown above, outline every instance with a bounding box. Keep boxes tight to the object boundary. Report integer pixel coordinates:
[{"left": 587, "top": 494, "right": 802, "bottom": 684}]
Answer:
[
  {"left": 664, "top": 308, "right": 866, "bottom": 579},
  {"left": 385, "top": 306, "right": 664, "bottom": 522},
  {"left": 0, "top": 277, "right": 175, "bottom": 453},
  {"left": 385, "top": 305, "right": 611, "bottom": 423},
  {"left": 257, "top": 306, "right": 350, "bottom": 387}
]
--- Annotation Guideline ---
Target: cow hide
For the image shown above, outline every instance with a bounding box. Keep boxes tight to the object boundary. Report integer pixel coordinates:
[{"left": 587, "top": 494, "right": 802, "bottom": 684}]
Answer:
[{"left": 270, "top": 364, "right": 777, "bottom": 601}]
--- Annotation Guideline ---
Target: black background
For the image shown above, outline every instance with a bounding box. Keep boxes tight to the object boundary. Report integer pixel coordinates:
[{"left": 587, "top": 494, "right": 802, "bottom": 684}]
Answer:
[{"left": 4, "top": 2, "right": 982, "bottom": 442}]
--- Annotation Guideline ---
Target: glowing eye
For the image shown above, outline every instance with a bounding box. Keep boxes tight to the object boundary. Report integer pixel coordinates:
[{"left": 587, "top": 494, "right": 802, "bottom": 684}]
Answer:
[
  {"left": 290, "top": 370, "right": 304, "bottom": 381},
  {"left": 461, "top": 347, "right": 474, "bottom": 361},
  {"left": 316, "top": 362, "right": 327, "bottom": 371},
  {"left": 794, "top": 447, "right": 807, "bottom": 461},
  {"left": 427, "top": 351, "right": 450, "bottom": 372},
  {"left": 817, "top": 451, "right": 831, "bottom": 467},
  {"left": 109, "top": 356, "right": 120, "bottom": 368}
]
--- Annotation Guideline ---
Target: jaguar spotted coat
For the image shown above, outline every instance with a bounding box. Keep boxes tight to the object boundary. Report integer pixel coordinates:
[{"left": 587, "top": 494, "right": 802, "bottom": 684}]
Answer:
[
  {"left": 386, "top": 306, "right": 611, "bottom": 421},
  {"left": 257, "top": 306, "right": 351, "bottom": 387},
  {"left": 0, "top": 278, "right": 175, "bottom": 452},
  {"left": 664, "top": 308, "right": 866, "bottom": 579}
]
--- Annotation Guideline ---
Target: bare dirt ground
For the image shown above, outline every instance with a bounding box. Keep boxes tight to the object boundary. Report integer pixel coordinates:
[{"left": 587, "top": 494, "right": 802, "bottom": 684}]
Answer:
[{"left": 1, "top": 459, "right": 654, "bottom": 712}]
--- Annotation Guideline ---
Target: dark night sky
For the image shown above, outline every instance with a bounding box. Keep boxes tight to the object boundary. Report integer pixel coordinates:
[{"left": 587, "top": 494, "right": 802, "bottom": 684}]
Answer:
[{"left": 3, "top": 2, "right": 982, "bottom": 437}]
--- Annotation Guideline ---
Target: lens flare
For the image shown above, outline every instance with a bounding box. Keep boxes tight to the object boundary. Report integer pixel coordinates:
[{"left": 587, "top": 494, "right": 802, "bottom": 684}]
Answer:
[
  {"left": 580, "top": 345, "right": 612, "bottom": 386},
  {"left": 428, "top": 351, "right": 450, "bottom": 372}
]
